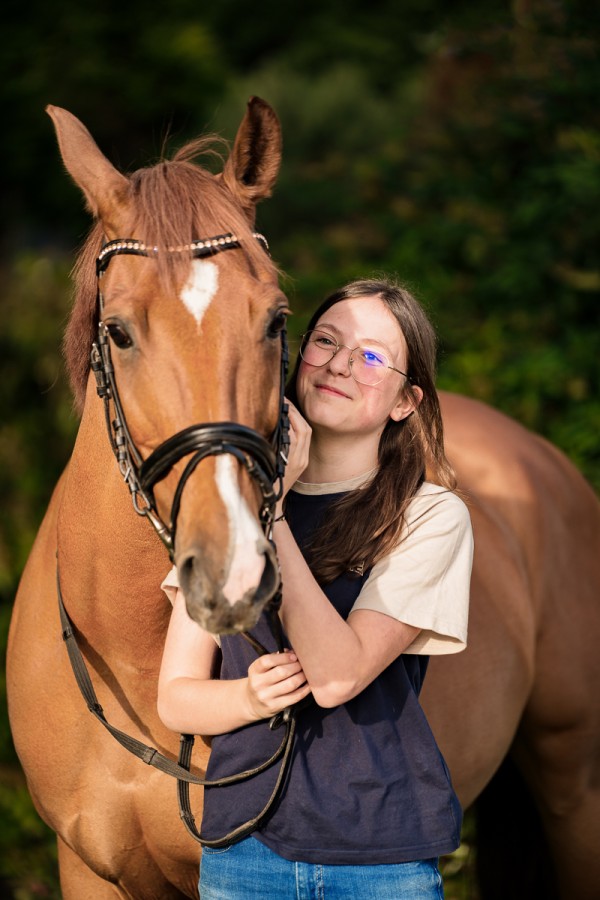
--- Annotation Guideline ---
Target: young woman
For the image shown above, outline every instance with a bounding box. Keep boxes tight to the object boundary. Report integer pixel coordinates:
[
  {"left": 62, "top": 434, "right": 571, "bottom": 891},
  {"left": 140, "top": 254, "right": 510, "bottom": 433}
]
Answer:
[{"left": 158, "top": 279, "right": 473, "bottom": 899}]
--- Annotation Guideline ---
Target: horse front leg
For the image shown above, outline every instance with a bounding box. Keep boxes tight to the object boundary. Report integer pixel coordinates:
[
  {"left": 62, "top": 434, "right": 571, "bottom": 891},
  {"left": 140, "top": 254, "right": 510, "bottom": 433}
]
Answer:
[
  {"left": 57, "top": 834, "right": 198, "bottom": 900},
  {"left": 58, "top": 838, "right": 126, "bottom": 900}
]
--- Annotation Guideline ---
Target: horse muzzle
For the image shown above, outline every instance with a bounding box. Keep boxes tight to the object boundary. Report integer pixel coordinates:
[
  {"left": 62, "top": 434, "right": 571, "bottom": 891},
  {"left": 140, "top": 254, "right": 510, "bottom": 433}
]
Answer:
[{"left": 178, "top": 537, "right": 280, "bottom": 634}]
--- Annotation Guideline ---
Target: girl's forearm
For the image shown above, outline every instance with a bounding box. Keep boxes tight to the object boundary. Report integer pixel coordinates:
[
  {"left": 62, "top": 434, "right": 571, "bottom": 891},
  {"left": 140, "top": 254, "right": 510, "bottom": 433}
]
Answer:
[
  {"left": 275, "top": 521, "right": 365, "bottom": 701},
  {"left": 158, "top": 675, "right": 257, "bottom": 736},
  {"left": 275, "top": 520, "right": 419, "bottom": 707}
]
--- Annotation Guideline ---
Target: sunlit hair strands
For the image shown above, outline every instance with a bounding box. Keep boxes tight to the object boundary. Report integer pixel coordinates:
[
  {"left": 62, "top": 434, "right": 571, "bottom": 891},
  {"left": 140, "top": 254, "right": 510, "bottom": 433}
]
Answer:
[{"left": 286, "top": 278, "right": 457, "bottom": 585}]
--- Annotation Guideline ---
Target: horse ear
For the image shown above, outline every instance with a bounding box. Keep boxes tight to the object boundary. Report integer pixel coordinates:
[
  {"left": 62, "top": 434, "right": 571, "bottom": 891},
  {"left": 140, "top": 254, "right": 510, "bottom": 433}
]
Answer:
[
  {"left": 46, "top": 105, "right": 131, "bottom": 239},
  {"left": 220, "top": 97, "right": 282, "bottom": 221}
]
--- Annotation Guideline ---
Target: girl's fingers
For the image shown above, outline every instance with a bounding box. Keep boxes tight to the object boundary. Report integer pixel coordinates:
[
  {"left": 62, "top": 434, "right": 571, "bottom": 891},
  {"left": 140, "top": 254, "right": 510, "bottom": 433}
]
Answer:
[
  {"left": 250, "top": 652, "right": 298, "bottom": 674},
  {"left": 253, "top": 664, "right": 305, "bottom": 691},
  {"left": 248, "top": 654, "right": 306, "bottom": 694},
  {"left": 287, "top": 401, "right": 310, "bottom": 434},
  {"left": 288, "top": 405, "right": 311, "bottom": 442},
  {"left": 288, "top": 682, "right": 312, "bottom": 704},
  {"left": 253, "top": 677, "right": 310, "bottom": 714},
  {"left": 247, "top": 651, "right": 309, "bottom": 716},
  {"left": 281, "top": 404, "right": 311, "bottom": 490}
]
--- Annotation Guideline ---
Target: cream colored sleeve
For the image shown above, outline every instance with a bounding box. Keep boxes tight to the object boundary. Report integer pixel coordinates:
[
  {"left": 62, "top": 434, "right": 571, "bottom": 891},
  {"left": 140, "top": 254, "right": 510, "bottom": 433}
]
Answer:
[
  {"left": 160, "top": 565, "right": 180, "bottom": 607},
  {"left": 351, "top": 488, "right": 473, "bottom": 655}
]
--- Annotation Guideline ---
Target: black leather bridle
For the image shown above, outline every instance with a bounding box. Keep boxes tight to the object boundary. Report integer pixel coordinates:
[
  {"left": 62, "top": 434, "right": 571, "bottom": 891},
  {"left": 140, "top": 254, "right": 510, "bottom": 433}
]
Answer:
[
  {"left": 57, "top": 230, "right": 302, "bottom": 848},
  {"left": 91, "top": 231, "right": 289, "bottom": 557}
]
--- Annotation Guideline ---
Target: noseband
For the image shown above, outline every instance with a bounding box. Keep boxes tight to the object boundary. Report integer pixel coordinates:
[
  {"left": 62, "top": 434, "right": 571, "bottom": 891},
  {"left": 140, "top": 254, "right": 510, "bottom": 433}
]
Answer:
[{"left": 91, "top": 231, "right": 289, "bottom": 558}]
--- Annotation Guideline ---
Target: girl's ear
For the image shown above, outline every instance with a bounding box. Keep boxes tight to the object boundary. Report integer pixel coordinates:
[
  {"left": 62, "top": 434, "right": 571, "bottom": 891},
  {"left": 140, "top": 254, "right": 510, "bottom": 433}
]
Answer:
[{"left": 389, "top": 385, "right": 423, "bottom": 423}]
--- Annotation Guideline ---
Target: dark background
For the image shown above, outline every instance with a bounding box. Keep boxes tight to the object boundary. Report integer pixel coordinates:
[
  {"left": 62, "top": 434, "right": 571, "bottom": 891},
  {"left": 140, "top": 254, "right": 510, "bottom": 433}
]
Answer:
[{"left": 1, "top": 1, "right": 598, "bottom": 895}]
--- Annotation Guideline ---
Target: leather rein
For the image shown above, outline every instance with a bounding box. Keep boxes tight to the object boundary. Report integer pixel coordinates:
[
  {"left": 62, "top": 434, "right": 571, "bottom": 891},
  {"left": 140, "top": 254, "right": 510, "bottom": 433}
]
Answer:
[{"left": 57, "top": 231, "right": 299, "bottom": 847}]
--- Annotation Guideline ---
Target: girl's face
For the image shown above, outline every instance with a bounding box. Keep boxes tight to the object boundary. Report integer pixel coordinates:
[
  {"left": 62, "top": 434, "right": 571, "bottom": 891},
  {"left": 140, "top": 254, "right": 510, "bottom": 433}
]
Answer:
[{"left": 296, "top": 296, "right": 421, "bottom": 441}]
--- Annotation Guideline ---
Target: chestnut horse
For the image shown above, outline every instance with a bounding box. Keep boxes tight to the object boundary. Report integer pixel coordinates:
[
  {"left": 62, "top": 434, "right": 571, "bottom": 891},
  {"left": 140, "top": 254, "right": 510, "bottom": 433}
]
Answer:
[{"left": 7, "top": 100, "right": 600, "bottom": 899}]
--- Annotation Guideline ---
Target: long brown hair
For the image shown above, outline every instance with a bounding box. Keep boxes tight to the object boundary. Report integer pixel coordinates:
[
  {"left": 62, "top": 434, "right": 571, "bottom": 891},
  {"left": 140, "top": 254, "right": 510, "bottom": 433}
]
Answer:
[{"left": 286, "top": 278, "right": 456, "bottom": 584}]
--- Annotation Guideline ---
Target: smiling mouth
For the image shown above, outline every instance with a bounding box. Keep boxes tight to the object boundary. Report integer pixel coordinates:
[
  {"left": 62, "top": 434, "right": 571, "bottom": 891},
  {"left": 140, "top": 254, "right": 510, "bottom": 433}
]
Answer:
[{"left": 315, "top": 383, "right": 351, "bottom": 398}]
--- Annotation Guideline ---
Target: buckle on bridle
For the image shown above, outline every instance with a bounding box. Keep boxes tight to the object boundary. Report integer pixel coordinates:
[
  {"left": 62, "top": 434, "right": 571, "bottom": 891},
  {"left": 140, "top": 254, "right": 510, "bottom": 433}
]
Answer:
[{"left": 92, "top": 231, "right": 289, "bottom": 559}]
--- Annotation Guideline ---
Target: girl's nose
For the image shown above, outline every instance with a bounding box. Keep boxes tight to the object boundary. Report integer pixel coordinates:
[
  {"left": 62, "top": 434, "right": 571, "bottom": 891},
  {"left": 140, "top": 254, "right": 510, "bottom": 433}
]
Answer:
[{"left": 327, "top": 346, "right": 352, "bottom": 376}]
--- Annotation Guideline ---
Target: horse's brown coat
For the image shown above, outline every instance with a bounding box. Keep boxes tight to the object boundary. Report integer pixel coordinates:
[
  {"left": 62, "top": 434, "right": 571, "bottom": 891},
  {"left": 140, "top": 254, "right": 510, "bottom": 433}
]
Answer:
[
  {"left": 7, "top": 105, "right": 600, "bottom": 899},
  {"left": 426, "top": 393, "right": 600, "bottom": 897}
]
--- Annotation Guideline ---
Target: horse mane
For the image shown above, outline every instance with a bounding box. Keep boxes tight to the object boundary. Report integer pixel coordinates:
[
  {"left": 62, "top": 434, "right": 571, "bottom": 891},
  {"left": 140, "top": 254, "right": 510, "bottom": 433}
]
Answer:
[{"left": 64, "top": 136, "right": 273, "bottom": 412}]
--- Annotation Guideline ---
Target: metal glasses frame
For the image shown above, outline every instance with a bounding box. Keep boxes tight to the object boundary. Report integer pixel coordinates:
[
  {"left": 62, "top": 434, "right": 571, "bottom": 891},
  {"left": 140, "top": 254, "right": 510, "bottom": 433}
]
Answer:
[{"left": 300, "top": 329, "right": 412, "bottom": 385}]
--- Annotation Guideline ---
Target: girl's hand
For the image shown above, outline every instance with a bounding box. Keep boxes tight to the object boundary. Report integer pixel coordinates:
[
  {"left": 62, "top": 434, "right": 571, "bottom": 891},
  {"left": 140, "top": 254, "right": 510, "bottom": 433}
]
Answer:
[
  {"left": 280, "top": 400, "right": 312, "bottom": 504},
  {"left": 245, "top": 650, "right": 311, "bottom": 721}
]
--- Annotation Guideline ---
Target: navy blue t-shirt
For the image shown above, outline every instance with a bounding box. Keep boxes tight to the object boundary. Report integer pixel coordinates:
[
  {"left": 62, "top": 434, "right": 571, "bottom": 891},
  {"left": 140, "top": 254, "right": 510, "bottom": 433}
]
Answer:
[{"left": 200, "top": 488, "right": 462, "bottom": 864}]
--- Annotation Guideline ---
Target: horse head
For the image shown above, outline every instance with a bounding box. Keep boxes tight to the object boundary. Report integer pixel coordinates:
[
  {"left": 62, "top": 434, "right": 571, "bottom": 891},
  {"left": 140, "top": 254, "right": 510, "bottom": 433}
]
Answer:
[{"left": 48, "top": 99, "right": 288, "bottom": 635}]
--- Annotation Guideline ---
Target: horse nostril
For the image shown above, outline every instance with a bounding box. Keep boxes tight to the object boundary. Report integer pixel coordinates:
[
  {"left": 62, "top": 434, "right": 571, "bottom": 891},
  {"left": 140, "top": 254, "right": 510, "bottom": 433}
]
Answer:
[
  {"left": 179, "top": 553, "right": 196, "bottom": 588},
  {"left": 254, "top": 543, "right": 280, "bottom": 604},
  {"left": 179, "top": 551, "right": 211, "bottom": 602}
]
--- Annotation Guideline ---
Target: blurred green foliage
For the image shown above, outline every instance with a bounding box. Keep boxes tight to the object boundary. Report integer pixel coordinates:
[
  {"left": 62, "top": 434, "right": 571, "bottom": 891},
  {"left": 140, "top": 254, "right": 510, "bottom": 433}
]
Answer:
[{"left": 1, "top": 0, "right": 598, "bottom": 895}]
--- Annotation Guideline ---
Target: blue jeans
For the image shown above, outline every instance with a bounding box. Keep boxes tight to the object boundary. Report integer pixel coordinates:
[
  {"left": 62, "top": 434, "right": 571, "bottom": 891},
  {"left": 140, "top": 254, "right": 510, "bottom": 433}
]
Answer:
[{"left": 199, "top": 835, "right": 444, "bottom": 899}]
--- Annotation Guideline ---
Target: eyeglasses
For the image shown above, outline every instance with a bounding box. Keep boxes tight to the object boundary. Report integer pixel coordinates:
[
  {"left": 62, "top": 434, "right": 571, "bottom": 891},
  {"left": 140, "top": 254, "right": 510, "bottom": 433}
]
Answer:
[{"left": 299, "top": 330, "right": 412, "bottom": 387}]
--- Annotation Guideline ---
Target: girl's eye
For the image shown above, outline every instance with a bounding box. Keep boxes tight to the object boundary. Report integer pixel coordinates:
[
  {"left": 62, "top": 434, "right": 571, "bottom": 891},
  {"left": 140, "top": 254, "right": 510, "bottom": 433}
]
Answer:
[
  {"left": 361, "top": 349, "right": 386, "bottom": 367},
  {"left": 315, "top": 336, "right": 335, "bottom": 347},
  {"left": 105, "top": 323, "right": 133, "bottom": 349}
]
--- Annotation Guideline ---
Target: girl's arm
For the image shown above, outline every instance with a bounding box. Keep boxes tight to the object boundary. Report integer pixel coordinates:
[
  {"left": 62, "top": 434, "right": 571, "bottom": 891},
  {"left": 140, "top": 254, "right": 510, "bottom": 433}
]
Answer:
[
  {"left": 275, "top": 403, "right": 420, "bottom": 709},
  {"left": 157, "top": 588, "right": 311, "bottom": 735},
  {"left": 275, "top": 522, "right": 420, "bottom": 708}
]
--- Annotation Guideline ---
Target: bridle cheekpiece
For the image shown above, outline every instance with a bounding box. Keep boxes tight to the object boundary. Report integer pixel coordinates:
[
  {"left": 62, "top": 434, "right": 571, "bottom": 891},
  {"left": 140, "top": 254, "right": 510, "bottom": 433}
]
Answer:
[{"left": 91, "top": 231, "right": 289, "bottom": 560}]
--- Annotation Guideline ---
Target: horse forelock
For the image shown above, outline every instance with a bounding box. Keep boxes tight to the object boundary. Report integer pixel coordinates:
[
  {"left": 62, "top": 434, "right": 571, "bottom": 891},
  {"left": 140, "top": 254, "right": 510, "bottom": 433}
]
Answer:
[{"left": 64, "top": 136, "right": 277, "bottom": 412}]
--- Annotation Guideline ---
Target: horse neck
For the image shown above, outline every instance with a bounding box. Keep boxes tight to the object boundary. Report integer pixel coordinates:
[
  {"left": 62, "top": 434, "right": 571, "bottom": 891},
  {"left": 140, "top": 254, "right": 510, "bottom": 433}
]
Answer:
[{"left": 57, "top": 376, "right": 172, "bottom": 661}]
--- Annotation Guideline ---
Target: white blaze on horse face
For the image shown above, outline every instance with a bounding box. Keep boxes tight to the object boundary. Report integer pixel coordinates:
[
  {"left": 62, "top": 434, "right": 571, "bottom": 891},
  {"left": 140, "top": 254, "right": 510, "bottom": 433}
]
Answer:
[
  {"left": 180, "top": 260, "right": 219, "bottom": 326},
  {"left": 216, "top": 456, "right": 266, "bottom": 605}
]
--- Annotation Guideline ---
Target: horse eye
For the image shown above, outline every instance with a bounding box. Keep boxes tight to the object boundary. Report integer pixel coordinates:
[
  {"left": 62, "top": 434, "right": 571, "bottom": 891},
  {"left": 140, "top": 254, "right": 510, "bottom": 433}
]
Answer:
[
  {"left": 105, "top": 322, "right": 133, "bottom": 349},
  {"left": 267, "top": 309, "right": 288, "bottom": 339}
]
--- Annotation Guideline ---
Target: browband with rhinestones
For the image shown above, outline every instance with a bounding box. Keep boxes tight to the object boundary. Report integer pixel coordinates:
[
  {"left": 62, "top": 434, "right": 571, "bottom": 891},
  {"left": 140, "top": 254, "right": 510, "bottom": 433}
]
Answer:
[{"left": 96, "top": 232, "right": 269, "bottom": 274}]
